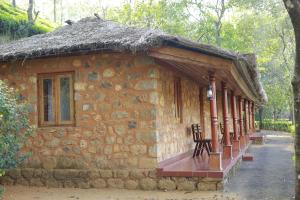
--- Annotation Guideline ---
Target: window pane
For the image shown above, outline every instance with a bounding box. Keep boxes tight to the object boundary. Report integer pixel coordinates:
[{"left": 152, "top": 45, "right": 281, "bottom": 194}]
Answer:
[
  {"left": 60, "top": 77, "right": 71, "bottom": 121},
  {"left": 43, "top": 79, "right": 53, "bottom": 122}
]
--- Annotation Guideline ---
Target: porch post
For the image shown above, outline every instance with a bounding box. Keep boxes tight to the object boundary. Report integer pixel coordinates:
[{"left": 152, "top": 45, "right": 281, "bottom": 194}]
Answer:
[
  {"left": 209, "top": 73, "right": 222, "bottom": 170},
  {"left": 248, "top": 101, "right": 252, "bottom": 133},
  {"left": 231, "top": 91, "right": 240, "bottom": 152},
  {"left": 222, "top": 82, "right": 232, "bottom": 159},
  {"left": 238, "top": 96, "right": 245, "bottom": 148},
  {"left": 244, "top": 99, "right": 248, "bottom": 135},
  {"left": 252, "top": 102, "right": 255, "bottom": 131}
]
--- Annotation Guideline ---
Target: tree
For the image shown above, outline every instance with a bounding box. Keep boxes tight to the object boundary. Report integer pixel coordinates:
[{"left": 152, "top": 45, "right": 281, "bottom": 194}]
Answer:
[
  {"left": 53, "top": 0, "right": 57, "bottom": 23},
  {"left": 282, "top": 0, "right": 300, "bottom": 198},
  {"left": 11, "top": 0, "right": 16, "bottom": 7},
  {"left": 27, "top": 0, "right": 34, "bottom": 23}
]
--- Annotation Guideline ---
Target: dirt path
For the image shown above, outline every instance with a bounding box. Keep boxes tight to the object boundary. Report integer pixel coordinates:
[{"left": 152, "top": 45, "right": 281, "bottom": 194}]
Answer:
[
  {"left": 2, "top": 186, "right": 238, "bottom": 200},
  {"left": 225, "top": 130, "right": 295, "bottom": 200}
]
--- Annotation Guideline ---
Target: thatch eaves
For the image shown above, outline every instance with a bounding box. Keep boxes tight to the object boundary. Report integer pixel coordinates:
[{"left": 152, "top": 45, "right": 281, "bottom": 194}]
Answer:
[{"left": 0, "top": 17, "right": 267, "bottom": 104}]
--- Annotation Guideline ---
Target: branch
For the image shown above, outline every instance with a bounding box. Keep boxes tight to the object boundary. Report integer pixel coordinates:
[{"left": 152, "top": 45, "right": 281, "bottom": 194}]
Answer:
[{"left": 33, "top": 11, "right": 40, "bottom": 23}]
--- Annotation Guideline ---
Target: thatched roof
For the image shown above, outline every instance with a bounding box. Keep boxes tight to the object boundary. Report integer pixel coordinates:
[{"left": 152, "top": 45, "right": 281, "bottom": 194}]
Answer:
[{"left": 0, "top": 17, "right": 267, "bottom": 104}]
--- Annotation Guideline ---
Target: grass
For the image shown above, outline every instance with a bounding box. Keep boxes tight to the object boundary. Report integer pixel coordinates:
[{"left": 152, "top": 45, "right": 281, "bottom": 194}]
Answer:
[{"left": 0, "top": 0, "right": 56, "bottom": 41}]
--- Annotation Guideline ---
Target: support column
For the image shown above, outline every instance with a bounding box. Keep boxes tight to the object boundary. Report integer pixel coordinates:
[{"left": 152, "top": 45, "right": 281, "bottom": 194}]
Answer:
[
  {"left": 209, "top": 73, "right": 222, "bottom": 170},
  {"left": 244, "top": 99, "right": 249, "bottom": 135},
  {"left": 252, "top": 102, "right": 255, "bottom": 131},
  {"left": 222, "top": 82, "right": 232, "bottom": 159},
  {"left": 238, "top": 96, "right": 245, "bottom": 148},
  {"left": 231, "top": 91, "right": 240, "bottom": 152},
  {"left": 248, "top": 101, "right": 252, "bottom": 133}
]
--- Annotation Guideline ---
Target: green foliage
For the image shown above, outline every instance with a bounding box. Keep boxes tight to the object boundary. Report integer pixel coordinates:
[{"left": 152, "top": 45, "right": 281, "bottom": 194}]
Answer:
[
  {"left": 257, "top": 119, "right": 295, "bottom": 134},
  {"left": 0, "top": 80, "right": 32, "bottom": 169},
  {"left": 106, "top": 0, "right": 294, "bottom": 119},
  {"left": 0, "top": 80, "right": 32, "bottom": 199},
  {"left": 0, "top": 0, "right": 56, "bottom": 42}
]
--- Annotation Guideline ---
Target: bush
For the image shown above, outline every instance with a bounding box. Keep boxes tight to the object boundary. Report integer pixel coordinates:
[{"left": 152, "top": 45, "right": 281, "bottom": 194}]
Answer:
[
  {"left": 0, "top": 80, "right": 32, "bottom": 197},
  {"left": 257, "top": 119, "right": 295, "bottom": 134}
]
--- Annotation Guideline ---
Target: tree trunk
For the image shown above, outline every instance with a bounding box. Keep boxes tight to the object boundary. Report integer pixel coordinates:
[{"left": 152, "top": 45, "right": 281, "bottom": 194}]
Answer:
[
  {"left": 54, "top": 0, "right": 57, "bottom": 23},
  {"left": 12, "top": 0, "right": 16, "bottom": 7},
  {"left": 283, "top": 0, "right": 300, "bottom": 198},
  {"left": 60, "top": 0, "right": 63, "bottom": 25},
  {"left": 27, "top": 0, "right": 34, "bottom": 23}
]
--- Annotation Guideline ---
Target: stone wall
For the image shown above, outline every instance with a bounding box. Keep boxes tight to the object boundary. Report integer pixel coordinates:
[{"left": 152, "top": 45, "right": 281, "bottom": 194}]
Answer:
[
  {"left": 0, "top": 168, "right": 224, "bottom": 191},
  {"left": 0, "top": 53, "right": 159, "bottom": 170},
  {"left": 155, "top": 65, "right": 200, "bottom": 162},
  {"left": 0, "top": 52, "right": 241, "bottom": 191}
]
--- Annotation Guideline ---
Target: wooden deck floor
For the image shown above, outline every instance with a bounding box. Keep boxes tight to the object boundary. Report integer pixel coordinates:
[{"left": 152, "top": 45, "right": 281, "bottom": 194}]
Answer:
[{"left": 157, "top": 141, "right": 251, "bottom": 178}]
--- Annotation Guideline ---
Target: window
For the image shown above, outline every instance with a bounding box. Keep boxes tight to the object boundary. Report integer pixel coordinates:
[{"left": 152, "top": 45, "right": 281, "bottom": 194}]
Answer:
[
  {"left": 38, "top": 72, "right": 74, "bottom": 126},
  {"left": 174, "top": 77, "right": 183, "bottom": 122}
]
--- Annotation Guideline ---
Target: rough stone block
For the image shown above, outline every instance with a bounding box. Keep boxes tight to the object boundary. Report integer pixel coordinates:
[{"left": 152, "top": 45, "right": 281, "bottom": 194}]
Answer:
[
  {"left": 107, "top": 178, "right": 124, "bottom": 189},
  {"left": 21, "top": 168, "right": 34, "bottom": 179},
  {"left": 29, "top": 178, "right": 44, "bottom": 187},
  {"left": 88, "top": 72, "right": 99, "bottom": 81},
  {"left": 45, "top": 178, "right": 60, "bottom": 188},
  {"left": 158, "top": 179, "right": 176, "bottom": 191},
  {"left": 75, "top": 180, "right": 90, "bottom": 189},
  {"left": 130, "top": 170, "right": 146, "bottom": 179},
  {"left": 15, "top": 178, "right": 29, "bottom": 186},
  {"left": 0, "top": 176, "right": 15, "bottom": 185},
  {"left": 216, "top": 181, "right": 224, "bottom": 190},
  {"left": 113, "top": 170, "right": 129, "bottom": 179},
  {"left": 53, "top": 169, "right": 69, "bottom": 180},
  {"left": 74, "top": 82, "right": 87, "bottom": 91},
  {"left": 63, "top": 180, "right": 76, "bottom": 188},
  {"left": 103, "top": 68, "right": 115, "bottom": 77},
  {"left": 177, "top": 180, "right": 195, "bottom": 191},
  {"left": 89, "top": 170, "right": 101, "bottom": 179},
  {"left": 100, "top": 170, "right": 113, "bottom": 178},
  {"left": 140, "top": 178, "right": 157, "bottom": 190},
  {"left": 134, "top": 80, "right": 157, "bottom": 90},
  {"left": 130, "top": 145, "right": 147, "bottom": 155},
  {"left": 90, "top": 178, "right": 106, "bottom": 188},
  {"left": 197, "top": 182, "right": 217, "bottom": 191},
  {"left": 125, "top": 180, "right": 139, "bottom": 190},
  {"left": 7, "top": 169, "right": 21, "bottom": 179},
  {"left": 57, "top": 157, "right": 74, "bottom": 169},
  {"left": 138, "top": 158, "right": 157, "bottom": 169}
]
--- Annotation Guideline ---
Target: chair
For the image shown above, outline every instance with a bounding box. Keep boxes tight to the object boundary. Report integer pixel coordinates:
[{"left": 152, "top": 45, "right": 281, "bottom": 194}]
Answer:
[
  {"left": 220, "top": 123, "right": 224, "bottom": 144},
  {"left": 220, "top": 123, "right": 234, "bottom": 144},
  {"left": 191, "top": 124, "right": 212, "bottom": 157}
]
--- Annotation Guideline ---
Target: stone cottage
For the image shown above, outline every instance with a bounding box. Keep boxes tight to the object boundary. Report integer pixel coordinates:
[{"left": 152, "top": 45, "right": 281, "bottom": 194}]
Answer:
[{"left": 0, "top": 17, "right": 266, "bottom": 191}]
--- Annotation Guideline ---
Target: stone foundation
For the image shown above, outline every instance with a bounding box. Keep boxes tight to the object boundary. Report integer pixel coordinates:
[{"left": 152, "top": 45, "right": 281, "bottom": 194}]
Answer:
[
  {"left": 250, "top": 135, "right": 264, "bottom": 145},
  {"left": 0, "top": 168, "right": 224, "bottom": 191}
]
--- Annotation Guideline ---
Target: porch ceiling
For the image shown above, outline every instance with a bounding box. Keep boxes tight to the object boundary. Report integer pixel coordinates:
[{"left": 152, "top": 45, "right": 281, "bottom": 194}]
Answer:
[{"left": 149, "top": 47, "right": 258, "bottom": 102}]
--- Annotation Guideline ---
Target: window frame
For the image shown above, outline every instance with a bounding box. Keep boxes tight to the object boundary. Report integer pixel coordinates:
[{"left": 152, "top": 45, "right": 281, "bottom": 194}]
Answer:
[
  {"left": 174, "top": 76, "right": 183, "bottom": 123},
  {"left": 38, "top": 72, "right": 75, "bottom": 127}
]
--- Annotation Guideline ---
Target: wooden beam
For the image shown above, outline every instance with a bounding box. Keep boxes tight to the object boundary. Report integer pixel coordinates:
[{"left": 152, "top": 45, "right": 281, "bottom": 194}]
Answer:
[{"left": 149, "top": 47, "right": 232, "bottom": 70}]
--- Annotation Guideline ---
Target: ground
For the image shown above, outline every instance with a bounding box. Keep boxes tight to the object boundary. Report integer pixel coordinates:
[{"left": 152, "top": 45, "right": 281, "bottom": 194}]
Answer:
[
  {"left": 1, "top": 130, "right": 295, "bottom": 200},
  {"left": 226, "top": 130, "right": 295, "bottom": 200}
]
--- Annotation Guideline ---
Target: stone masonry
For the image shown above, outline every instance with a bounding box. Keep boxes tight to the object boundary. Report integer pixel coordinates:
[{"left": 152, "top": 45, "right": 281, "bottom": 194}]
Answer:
[{"left": 0, "top": 52, "right": 235, "bottom": 190}]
